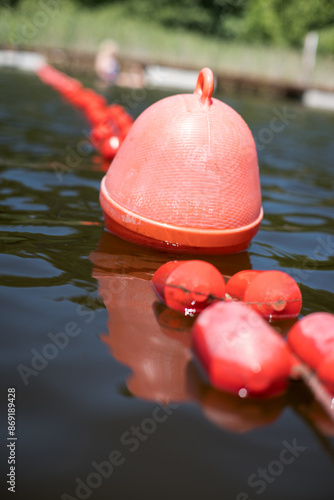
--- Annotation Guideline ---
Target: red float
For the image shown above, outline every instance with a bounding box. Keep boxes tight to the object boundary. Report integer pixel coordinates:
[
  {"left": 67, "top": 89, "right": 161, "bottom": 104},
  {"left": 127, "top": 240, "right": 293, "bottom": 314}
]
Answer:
[
  {"left": 164, "top": 260, "right": 225, "bottom": 314},
  {"left": 287, "top": 312, "right": 334, "bottom": 371},
  {"left": 225, "top": 269, "right": 263, "bottom": 300},
  {"left": 151, "top": 260, "right": 182, "bottom": 302},
  {"left": 35, "top": 64, "right": 133, "bottom": 161},
  {"left": 192, "top": 301, "right": 292, "bottom": 397},
  {"left": 317, "top": 353, "right": 334, "bottom": 395},
  {"left": 244, "top": 270, "right": 302, "bottom": 320}
]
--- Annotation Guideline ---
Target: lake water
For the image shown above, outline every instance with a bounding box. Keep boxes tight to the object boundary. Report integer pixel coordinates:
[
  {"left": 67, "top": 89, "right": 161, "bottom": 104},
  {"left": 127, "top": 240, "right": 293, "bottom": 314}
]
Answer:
[{"left": 1, "top": 69, "right": 334, "bottom": 500}]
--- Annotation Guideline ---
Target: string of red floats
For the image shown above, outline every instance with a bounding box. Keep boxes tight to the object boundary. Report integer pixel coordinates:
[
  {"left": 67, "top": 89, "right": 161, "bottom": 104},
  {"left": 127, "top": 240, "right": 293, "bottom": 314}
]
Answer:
[
  {"left": 36, "top": 64, "right": 133, "bottom": 160},
  {"left": 35, "top": 65, "right": 334, "bottom": 414},
  {"left": 152, "top": 261, "right": 334, "bottom": 416}
]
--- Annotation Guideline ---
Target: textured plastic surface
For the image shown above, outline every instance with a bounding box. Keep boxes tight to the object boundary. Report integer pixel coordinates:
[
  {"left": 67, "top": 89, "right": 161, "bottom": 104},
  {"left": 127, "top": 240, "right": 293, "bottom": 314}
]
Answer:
[{"left": 100, "top": 67, "right": 263, "bottom": 253}]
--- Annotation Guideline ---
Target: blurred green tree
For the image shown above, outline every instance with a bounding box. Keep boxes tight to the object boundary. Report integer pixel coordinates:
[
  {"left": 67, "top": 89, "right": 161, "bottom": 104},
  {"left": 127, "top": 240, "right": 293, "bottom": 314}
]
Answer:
[
  {"left": 74, "top": 0, "right": 247, "bottom": 36},
  {"left": 8, "top": 0, "right": 330, "bottom": 53},
  {"left": 0, "top": 0, "right": 21, "bottom": 6},
  {"left": 243, "top": 0, "right": 334, "bottom": 50}
]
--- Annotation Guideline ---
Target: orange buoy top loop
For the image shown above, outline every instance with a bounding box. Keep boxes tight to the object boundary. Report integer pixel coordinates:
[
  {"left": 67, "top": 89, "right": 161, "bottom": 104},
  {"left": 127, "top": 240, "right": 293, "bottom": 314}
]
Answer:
[{"left": 194, "top": 67, "right": 214, "bottom": 107}]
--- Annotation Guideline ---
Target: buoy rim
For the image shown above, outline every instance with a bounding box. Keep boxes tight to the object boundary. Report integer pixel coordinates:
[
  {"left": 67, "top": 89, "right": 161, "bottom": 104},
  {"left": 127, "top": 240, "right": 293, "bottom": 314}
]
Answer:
[{"left": 100, "top": 176, "right": 263, "bottom": 249}]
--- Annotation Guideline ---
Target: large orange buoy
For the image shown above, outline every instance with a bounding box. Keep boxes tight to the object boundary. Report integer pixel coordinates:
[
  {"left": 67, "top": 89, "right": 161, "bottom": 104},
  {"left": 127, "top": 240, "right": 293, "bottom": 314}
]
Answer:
[
  {"left": 100, "top": 67, "right": 263, "bottom": 253},
  {"left": 192, "top": 301, "right": 292, "bottom": 398},
  {"left": 287, "top": 312, "right": 334, "bottom": 370}
]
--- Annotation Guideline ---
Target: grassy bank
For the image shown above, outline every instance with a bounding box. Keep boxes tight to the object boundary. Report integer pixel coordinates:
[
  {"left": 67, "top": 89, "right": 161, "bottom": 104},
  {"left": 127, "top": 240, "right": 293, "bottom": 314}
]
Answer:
[{"left": 1, "top": 0, "right": 334, "bottom": 88}]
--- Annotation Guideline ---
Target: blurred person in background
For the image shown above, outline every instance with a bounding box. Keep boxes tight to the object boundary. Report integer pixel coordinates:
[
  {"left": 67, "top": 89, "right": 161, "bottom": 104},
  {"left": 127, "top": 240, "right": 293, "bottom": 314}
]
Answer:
[
  {"left": 95, "top": 38, "right": 144, "bottom": 88},
  {"left": 95, "top": 39, "right": 120, "bottom": 85}
]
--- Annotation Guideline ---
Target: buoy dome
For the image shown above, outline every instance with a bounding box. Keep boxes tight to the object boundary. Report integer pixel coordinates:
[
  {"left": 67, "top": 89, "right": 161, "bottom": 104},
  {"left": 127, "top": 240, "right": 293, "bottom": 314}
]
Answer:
[{"left": 100, "top": 67, "right": 263, "bottom": 253}]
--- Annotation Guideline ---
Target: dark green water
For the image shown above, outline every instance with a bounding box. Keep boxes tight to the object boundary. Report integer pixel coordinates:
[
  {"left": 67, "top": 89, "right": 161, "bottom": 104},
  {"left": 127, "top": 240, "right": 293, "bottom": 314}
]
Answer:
[{"left": 1, "top": 69, "right": 334, "bottom": 500}]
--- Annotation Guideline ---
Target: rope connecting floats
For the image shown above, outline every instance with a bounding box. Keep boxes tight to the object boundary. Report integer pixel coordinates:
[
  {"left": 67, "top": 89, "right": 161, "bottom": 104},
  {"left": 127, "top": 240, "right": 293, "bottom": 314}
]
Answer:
[
  {"left": 151, "top": 259, "right": 334, "bottom": 417},
  {"left": 36, "top": 64, "right": 133, "bottom": 161}
]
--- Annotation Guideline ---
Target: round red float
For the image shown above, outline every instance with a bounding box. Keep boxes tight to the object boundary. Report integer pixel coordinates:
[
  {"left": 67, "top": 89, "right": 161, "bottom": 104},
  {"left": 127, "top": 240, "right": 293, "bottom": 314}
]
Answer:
[
  {"left": 287, "top": 312, "right": 334, "bottom": 371},
  {"left": 164, "top": 260, "right": 225, "bottom": 314},
  {"left": 225, "top": 269, "right": 263, "bottom": 300},
  {"left": 317, "top": 352, "right": 334, "bottom": 395},
  {"left": 151, "top": 260, "right": 183, "bottom": 302},
  {"left": 192, "top": 301, "right": 292, "bottom": 398},
  {"left": 244, "top": 270, "right": 302, "bottom": 320}
]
